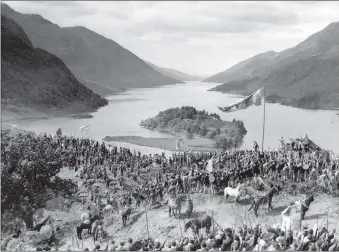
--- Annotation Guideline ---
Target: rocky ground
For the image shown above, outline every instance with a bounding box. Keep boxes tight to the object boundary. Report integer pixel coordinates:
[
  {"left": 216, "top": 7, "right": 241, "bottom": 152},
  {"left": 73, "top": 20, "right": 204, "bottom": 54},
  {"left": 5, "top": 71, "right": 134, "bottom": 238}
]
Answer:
[{"left": 2, "top": 166, "right": 339, "bottom": 251}]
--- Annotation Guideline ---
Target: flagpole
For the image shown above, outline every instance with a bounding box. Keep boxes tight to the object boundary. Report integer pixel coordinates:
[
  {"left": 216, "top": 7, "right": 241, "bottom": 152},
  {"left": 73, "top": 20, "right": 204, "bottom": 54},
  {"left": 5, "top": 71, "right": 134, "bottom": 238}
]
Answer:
[{"left": 261, "top": 84, "right": 266, "bottom": 152}]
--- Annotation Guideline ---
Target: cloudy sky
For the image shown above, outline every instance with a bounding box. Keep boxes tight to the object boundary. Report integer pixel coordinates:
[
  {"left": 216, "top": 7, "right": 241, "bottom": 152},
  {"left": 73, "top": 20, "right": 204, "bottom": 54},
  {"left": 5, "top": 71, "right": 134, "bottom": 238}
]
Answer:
[{"left": 4, "top": 1, "right": 339, "bottom": 76}]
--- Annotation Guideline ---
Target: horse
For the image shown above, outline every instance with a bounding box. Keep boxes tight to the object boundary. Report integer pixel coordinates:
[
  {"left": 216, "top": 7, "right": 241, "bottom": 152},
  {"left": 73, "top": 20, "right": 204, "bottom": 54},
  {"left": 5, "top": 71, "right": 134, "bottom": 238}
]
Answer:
[
  {"left": 168, "top": 194, "right": 186, "bottom": 217},
  {"left": 184, "top": 215, "right": 212, "bottom": 235},
  {"left": 300, "top": 194, "right": 315, "bottom": 220},
  {"left": 224, "top": 184, "right": 247, "bottom": 203},
  {"left": 248, "top": 187, "right": 279, "bottom": 217},
  {"left": 76, "top": 215, "right": 100, "bottom": 240},
  {"left": 121, "top": 207, "right": 132, "bottom": 226},
  {"left": 131, "top": 192, "right": 146, "bottom": 208},
  {"left": 188, "top": 176, "right": 199, "bottom": 192},
  {"left": 181, "top": 175, "right": 189, "bottom": 193},
  {"left": 103, "top": 204, "right": 117, "bottom": 214}
]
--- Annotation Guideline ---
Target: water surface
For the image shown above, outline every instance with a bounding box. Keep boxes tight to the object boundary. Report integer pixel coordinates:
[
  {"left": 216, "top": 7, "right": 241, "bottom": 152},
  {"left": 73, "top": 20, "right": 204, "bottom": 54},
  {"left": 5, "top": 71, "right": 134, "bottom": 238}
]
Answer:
[{"left": 9, "top": 81, "right": 339, "bottom": 153}]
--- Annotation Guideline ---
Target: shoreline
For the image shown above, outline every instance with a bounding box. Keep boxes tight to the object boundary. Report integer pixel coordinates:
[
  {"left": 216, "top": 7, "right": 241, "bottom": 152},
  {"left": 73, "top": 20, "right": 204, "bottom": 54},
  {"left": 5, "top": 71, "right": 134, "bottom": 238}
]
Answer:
[{"left": 103, "top": 135, "right": 217, "bottom": 152}]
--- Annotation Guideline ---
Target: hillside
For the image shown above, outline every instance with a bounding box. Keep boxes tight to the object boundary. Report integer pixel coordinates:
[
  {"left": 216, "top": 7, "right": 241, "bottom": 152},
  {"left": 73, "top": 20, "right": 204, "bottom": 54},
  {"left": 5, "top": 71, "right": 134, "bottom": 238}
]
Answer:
[
  {"left": 140, "top": 106, "right": 247, "bottom": 149},
  {"left": 1, "top": 15, "right": 108, "bottom": 121},
  {"left": 146, "top": 61, "right": 204, "bottom": 81},
  {"left": 207, "top": 22, "right": 339, "bottom": 110},
  {"left": 1, "top": 4, "right": 182, "bottom": 96},
  {"left": 203, "top": 51, "right": 278, "bottom": 83}
]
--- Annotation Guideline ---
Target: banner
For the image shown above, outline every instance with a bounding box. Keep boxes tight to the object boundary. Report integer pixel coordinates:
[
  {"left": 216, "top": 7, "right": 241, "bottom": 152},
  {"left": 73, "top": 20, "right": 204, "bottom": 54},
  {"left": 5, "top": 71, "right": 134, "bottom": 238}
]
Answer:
[
  {"left": 218, "top": 86, "right": 264, "bottom": 113},
  {"left": 281, "top": 202, "right": 301, "bottom": 231}
]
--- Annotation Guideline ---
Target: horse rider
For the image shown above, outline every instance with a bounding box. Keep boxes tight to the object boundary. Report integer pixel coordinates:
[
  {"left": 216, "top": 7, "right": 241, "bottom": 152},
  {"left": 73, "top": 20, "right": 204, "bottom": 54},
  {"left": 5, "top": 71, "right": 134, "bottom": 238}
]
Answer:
[{"left": 80, "top": 207, "right": 91, "bottom": 229}]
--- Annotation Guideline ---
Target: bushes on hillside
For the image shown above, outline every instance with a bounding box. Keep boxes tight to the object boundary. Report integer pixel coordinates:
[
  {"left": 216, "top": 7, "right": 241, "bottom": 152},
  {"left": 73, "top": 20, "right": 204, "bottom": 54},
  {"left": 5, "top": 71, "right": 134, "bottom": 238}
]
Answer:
[{"left": 1, "top": 130, "right": 77, "bottom": 229}]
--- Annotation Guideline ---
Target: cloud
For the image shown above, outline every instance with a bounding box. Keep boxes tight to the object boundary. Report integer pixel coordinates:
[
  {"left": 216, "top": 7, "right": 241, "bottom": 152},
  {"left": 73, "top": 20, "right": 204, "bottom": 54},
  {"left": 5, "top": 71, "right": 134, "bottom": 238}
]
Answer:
[{"left": 3, "top": 1, "right": 339, "bottom": 76}]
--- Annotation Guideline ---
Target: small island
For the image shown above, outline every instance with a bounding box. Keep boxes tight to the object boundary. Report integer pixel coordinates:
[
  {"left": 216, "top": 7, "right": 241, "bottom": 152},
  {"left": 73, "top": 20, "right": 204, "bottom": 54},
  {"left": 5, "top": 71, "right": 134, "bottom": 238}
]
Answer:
[{"left": 140, "top": 106, "right": 247, "bottom": 150}]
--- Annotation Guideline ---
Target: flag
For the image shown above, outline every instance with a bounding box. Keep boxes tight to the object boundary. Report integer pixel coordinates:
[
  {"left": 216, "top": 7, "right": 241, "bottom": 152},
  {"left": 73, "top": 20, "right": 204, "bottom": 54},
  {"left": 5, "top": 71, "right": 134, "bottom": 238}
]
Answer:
[
  {"left": 218, "top": 86, "right": 264, "bottom": 113},
  {"left": 281, "top": 203, "right": 301, "bottom": 230}
]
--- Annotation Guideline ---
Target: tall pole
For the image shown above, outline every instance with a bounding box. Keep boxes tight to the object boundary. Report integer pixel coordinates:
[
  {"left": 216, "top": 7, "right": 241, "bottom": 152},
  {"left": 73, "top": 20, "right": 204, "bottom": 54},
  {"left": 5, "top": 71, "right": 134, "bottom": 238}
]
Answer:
[
  {"left": 261, "top": 84, "right": 266, "bottom": 152},
  {"left": 145, "top": 205, "right": 150, "bottom": 241},
  {"left": 212, "top": 211, "right": 215, "bottom": 234}
]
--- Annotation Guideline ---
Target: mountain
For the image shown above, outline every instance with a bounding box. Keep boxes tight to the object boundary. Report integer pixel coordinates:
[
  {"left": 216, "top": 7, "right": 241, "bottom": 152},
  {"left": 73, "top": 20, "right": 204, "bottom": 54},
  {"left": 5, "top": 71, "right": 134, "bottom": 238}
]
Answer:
[
  {"left": 1, "top": 15, "right": 108, "bottom": 121},
  {"left": 1, "top": 4, "right": 182, "bottom": 96},
  {"left": 203, "top": 51, "right": 278, "bottom": 83},
  {"left": 146, "top": 61, "right": 204, "bottom": 81},
  {"left": 208, "top": 22, "right": 339, "bottom": 110}
]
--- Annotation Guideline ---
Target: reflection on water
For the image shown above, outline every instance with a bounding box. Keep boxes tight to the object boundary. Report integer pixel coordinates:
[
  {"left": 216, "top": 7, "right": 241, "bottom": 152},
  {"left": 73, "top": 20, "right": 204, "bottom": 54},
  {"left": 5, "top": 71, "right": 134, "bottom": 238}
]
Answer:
[{"left": 7, "top": 81, "right": 339, "bottom": 153}]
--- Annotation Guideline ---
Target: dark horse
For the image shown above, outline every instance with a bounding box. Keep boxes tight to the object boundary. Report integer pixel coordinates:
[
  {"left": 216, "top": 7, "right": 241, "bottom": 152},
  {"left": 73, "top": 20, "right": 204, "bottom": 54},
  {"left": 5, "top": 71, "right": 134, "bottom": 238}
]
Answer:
[
  {"left": 76, "top": 215, "right": 100, "bottom": 240},
  {"left": 301, "top": 194, "right": 315, "bottom": 220},
  {"left": 121, "top": 208, "right": 132, "bottom": 226},
  {"left": 132, "top": 192, "right": 146, "bottom": 208},
  {"left": 184, "top": 215, "right": 212, "bottom": 235}
]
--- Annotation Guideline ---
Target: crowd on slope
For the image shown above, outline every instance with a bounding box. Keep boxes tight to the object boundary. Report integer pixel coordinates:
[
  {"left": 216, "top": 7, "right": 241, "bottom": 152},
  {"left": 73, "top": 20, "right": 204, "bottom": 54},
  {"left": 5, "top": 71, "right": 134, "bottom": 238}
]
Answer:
[
  {"left": 2, "top": 130, "right": 339, "bottom": 251},
  {"left": 38, "top": 221, "right": 339, "bottom": 251}
]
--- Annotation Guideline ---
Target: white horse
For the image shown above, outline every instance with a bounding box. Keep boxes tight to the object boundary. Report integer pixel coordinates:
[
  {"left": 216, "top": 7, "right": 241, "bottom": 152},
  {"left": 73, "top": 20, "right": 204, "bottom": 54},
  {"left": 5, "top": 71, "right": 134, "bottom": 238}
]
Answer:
[
  {"left": 224, "top": 184, "right": 247, "bottom": 203},
  {"left": 103, "top": 204, "right": 114, "bottom": 213}
]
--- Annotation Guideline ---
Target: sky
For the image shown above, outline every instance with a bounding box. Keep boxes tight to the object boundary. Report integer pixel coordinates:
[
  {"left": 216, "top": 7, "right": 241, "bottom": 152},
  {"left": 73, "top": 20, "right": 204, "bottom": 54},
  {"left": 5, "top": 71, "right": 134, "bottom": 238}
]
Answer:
[{"left": 4, "top": 1, "right": 339, "bottom": 77}]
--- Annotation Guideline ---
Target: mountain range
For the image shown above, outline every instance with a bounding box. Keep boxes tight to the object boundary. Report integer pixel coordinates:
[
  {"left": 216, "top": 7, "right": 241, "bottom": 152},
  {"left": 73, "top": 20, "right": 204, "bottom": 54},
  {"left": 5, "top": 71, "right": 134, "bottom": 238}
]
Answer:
[
  {"left": 1, "top": 4, "right": 182, "bottom": 97},
  {"left": 146, "top": 61, "right": 204, "bottom": 81},
  {"left": 1, "top": 15, "right": 108, "bottom": 122},
  {"left": 206, "top": 22, "right": 339, "bottom": 110}
]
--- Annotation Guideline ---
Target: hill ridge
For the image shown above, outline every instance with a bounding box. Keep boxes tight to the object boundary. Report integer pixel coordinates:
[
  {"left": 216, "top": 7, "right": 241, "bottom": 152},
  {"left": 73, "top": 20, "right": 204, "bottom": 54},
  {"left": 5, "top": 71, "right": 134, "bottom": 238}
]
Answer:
[
  {"left": 1, "top": 3, "right": 183, "bottom": 96},
  {"left": 206, "top": 22, "right": 339, "bottom": 110}
]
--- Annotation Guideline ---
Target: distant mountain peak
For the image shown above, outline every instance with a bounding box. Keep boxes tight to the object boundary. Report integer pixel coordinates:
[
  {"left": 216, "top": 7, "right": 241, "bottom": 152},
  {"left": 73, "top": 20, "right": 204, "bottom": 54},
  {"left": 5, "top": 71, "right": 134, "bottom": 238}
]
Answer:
[{"left": 146, "top": 61, "right": 204, "bottom": 81}]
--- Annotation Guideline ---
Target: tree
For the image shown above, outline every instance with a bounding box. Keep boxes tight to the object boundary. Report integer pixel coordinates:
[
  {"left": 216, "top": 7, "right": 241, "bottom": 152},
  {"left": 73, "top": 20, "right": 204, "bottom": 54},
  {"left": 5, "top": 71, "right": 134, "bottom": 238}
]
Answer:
[
  {"left": 1, "top": 130, "right": 76, "bottom": 229},
  {"left": 215, "top": 128, "right": 221, "bottom": 135},
  {"left": 214, "top": 137, "right": 234, "bottom": 150},
  {"left": 199, "top": 125, "right": 208, "bottom": 137},
  {"left": 207, "top": 131, "right": 217, "bottom": 139},
  {"left": 186, "top": 131, "right": 194, "bottom": 140}
]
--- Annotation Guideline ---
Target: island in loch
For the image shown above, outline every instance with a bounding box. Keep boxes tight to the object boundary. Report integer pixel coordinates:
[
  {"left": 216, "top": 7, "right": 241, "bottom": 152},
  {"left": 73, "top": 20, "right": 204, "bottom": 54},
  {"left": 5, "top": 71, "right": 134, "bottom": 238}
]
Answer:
[{"left": 104, "top": 106, "right": 247, "bottom": 152}]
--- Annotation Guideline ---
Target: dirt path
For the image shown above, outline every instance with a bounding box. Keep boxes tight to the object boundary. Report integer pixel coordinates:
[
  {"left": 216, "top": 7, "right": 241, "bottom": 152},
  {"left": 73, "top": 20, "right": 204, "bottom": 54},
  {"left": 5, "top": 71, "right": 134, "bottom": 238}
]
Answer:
[{"left": 58, "top": 191, "right": 339, "bottom": 250}]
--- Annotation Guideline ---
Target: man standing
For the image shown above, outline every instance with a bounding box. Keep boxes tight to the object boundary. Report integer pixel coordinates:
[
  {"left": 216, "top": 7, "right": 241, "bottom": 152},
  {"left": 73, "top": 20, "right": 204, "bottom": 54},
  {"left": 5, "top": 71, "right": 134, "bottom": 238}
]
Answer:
[{"left": 267, "top": 184, "right": 277, "bottom": 211}]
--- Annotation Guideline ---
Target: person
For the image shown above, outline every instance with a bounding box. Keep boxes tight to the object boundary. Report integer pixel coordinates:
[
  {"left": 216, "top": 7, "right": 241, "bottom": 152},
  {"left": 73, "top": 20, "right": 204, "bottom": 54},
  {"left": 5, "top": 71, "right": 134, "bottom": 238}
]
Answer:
[
  {"left": 253, "top": 141, "right": 259, "bottom": 152},
  {"left": 267, "top": 184, "right": 277, "bottom": 211},
  {"left": 197, "top": 242, "right": 207, "bottom": 251},
  {"left": 154, "top": 241, "right": 162, "bottom": 251},
  {"left": 126, "top": 238, "right": 133, "bottom": 251},
  {"left": 186, "top": 196, "right": 193, "bottom": 217},
  {"left": 187, "top": 239, "right": 196, "bottom": 251},
  {"left": 110, "top": 241, "right": 118, "bottom": 251},
  {"left": 117, "top": 241, "right": 126, "bottom": 251}
]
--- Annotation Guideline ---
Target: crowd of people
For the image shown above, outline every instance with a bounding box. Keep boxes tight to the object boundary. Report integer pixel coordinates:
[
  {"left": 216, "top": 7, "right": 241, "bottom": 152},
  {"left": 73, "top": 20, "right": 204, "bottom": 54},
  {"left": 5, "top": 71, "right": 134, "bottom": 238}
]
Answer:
[
  {"left": 39, "top": 221, "right": 339, "bottom": 251},
  {"left": 2, "top": 129, "right": 339, "bottom": 251}
]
